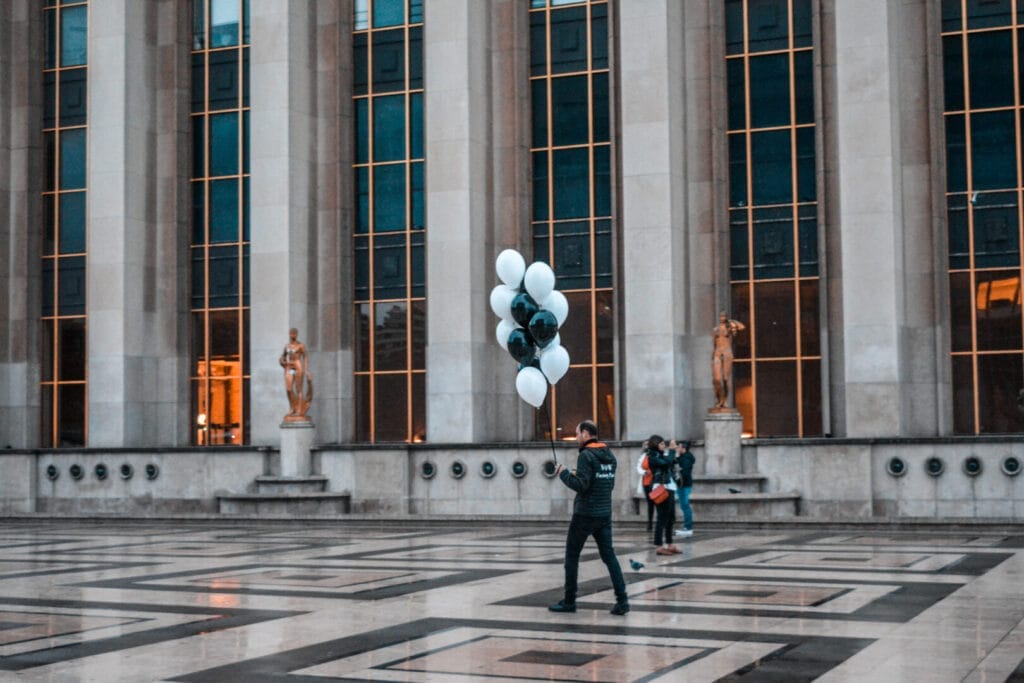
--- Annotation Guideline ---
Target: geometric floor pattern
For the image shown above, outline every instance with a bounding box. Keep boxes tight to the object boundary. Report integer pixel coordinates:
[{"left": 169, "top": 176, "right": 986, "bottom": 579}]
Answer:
[{"left": 0, "top": 522, "right": 1021, "bottom": 681}]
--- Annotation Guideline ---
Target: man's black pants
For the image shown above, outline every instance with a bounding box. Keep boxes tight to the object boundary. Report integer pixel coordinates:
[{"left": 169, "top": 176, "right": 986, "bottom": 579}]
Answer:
[{"left": 562, "top": 513, "right": 627, "bottom": 604}]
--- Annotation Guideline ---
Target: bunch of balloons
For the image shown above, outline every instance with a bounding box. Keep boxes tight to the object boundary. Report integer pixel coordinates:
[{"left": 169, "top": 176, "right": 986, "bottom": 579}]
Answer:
[{"left": 489, "top": 249, "right": 570, "bottom": 408}]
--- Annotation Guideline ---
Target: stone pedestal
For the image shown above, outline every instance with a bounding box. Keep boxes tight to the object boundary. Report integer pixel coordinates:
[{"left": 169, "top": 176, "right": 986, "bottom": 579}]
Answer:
[
  {"left": 279, "top": 421, "right": 315, "bottom": 478},
  {"left": 704, "top": 411, "right": 743, "bottom": 474}
]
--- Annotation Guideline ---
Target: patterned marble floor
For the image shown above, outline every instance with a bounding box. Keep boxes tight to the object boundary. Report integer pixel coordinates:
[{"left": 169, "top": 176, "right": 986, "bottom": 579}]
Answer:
[{"left": 0, "top": 521, "right": 1021, "bottom": 682}]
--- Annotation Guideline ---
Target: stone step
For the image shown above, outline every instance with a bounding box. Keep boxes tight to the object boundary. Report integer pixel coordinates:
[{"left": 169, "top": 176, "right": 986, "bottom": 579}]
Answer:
[
  {"left": 692, "top": 474, "right": 768, "bottom": 494},
  {"left": 254, "top": 476, "right": 328, "bottom": 494},
  {"left": 217, "top": 492, "right": 350, "bottom": 516},
  {"left": 690, "top": 491, "right": 800, "bottom": 519}
]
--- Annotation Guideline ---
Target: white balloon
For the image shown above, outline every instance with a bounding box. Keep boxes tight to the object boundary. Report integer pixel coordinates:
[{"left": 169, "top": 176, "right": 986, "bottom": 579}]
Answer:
[
  {"left": 495, "top": 319, "right": 519, "bottom": 350},
  {"left": 515, "top": 366, "right": 548, "bottom": 408},
  {"left": 539, "top": 344, "right": 570, "bottom": 385},
  {"left": 524, "top": 261, "right": 556, "bottom": 303},
  {"left": 489, "top": 284, "right": 517, "bottom": 320},
  {"left": 542, "top": 290, "right": 569, "bottom": 327},
  {"left": 495, "top": 249, "right": 526, "bottom": 288}
]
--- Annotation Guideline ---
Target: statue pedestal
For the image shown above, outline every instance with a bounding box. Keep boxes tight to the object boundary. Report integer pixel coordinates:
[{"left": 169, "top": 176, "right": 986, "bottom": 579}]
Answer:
[
  {"left": 704, "top": 411, "right": 743, "bottom": 474},
  {"left": 279, "top": 421, "right": 315, "bottom": 477}
]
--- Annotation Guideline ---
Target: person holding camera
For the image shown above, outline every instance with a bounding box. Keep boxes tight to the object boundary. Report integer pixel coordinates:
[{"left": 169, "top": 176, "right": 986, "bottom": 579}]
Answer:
[
  {"left": 549, "top": 420, "right": 630, "bottom": 616},
  {"left": 645, "top": 435, "right": 679, "bottom": 555},
  {"left": 673, "top": 441, "right": 695, "bottom": 538}
]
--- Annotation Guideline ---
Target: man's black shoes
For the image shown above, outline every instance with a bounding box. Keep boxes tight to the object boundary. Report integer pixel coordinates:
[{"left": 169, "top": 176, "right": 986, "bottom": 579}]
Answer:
[
  {"left": 610, "top": 602, "right": 630, "bottom": 616},
  {"left": 548, "top": 600, "right": 576, "bottom": 613}
]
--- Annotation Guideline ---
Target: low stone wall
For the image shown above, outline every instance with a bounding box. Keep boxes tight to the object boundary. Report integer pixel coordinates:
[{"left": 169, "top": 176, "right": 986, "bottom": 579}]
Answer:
[{"left": 0, "top": 437, "right": 1020, "bottom": 518}]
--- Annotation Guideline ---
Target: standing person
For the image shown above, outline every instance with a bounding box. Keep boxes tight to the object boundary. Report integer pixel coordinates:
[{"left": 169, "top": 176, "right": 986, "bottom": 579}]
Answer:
[
  {"left": 674, "top": 441, "right": 695, "bottom": 538},
  {"left": 549, "top": 420, "right": 630, "bottom": 616},
  {"left": 636, "top": 441, "right": 655, "bottom": 531},
  {"left": 646, "top": 435, "right": 679, "bottom": 555}
]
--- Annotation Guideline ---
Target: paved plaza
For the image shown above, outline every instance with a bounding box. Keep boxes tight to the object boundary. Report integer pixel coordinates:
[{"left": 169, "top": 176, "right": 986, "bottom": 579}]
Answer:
[{"left": 0, "top": 520, "right": 1020, "bottom": 681}]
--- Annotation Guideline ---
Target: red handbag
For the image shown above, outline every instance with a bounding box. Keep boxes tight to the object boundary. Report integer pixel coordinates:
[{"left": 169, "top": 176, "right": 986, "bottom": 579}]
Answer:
[{"left": 648, "top": 483, "right": 669, "bottom": 504}]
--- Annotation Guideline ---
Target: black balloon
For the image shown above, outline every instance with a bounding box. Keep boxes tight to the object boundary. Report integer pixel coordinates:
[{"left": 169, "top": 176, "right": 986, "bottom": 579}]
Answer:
[
  {"left": 506, "top": 328, "right": 537, "bottom": 365},
  {"left": 528, "top": 310, "right": 558, "bottom": 347},
  {"left": 510, "top": 292, "right": 539, "bottom": 327}
]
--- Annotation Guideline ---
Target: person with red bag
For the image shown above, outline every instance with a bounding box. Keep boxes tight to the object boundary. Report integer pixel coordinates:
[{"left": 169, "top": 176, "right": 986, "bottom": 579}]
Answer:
[{"left": 644, "top": 435, "right": 679, "bottom": 555}]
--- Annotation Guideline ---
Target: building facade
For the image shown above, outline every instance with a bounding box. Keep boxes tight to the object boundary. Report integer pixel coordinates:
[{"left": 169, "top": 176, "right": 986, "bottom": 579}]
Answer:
[{"left": 2, "top": 0, "right": 1023, "bottom": 455}]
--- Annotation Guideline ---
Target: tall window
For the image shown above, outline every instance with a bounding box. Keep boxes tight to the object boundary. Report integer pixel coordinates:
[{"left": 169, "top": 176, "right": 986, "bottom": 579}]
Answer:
[
  {"left": 190, "top": 0, "right": 250, "bottom": 445},
  {"left": 41, "top": 0, "right": 88, "bottom": 447},
  {"left": 942, "top": 1, "right": 1024, "bottom": 434},
  {"left": 352, "top": 0, "right": 426, "bottom": 442},
  {"left": 725, "top": 0, "right": 821, "bottom": 437},
  {"left": 529, "top": 0, "right": 615, "bottom": 440}
]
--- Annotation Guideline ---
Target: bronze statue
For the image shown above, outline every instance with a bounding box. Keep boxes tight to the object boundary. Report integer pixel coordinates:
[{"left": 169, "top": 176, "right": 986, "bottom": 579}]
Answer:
[
  {"left": 280, "top": 328, "right": 313, "bottom": 421},
  {"left": 711, "top": 311, "right": 745, "bottom": 411}
]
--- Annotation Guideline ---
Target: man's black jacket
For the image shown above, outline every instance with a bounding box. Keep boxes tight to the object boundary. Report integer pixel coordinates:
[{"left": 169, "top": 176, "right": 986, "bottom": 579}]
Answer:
[{"left": 559, "top": 438, "right": 617, "bottom": 517}]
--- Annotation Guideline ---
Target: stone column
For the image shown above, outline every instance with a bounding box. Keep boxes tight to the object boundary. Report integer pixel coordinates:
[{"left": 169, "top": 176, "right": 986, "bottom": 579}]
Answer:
[
  {"left": 0, "top": 0, "right": 43, "bottom": 448},
  {"left": 424, "top": 0, "right": 497, "bottom": 442},
  {"left": 248, "top": 1, "right": 318, "bottom": 445},
  {"left": 87, "top": 0, "right": 189, "bottom": 446},
  {"left": 620, "top": 2, "right": 716, "bottom": 440},
  {"left": 828, "top": 0, "right": 939, "bottom": 436}
]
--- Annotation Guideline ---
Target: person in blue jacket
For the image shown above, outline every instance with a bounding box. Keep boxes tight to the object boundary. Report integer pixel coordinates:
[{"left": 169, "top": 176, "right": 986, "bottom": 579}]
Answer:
[{"left": 549, "top": 420, "right": 630, "bottom": 616}]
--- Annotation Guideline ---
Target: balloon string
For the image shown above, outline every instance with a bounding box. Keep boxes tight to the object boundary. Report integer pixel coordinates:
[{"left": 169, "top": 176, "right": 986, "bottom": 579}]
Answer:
[{"left": 540, "top": 398, "right": 558, "bottom": 465}]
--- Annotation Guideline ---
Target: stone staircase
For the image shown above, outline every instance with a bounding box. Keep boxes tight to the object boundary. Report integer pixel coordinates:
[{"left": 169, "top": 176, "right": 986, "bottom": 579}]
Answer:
[
  {"left": 217, "top": 476, "right": 350, "bottom": 516},
  {"left": 690, "top": 473, "right": 800, "bottom": 518}
]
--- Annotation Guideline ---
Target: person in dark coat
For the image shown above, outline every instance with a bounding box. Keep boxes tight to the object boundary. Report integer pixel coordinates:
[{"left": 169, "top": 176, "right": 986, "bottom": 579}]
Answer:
[
  {"left": 549, "top": 420, "right": 630, "bottom": 616},
  {"left": 673, "top": 441, "right": 696, "bottom": 537},
  {"left": 646, "top": 435, "right": 679, "bottom": 554}
]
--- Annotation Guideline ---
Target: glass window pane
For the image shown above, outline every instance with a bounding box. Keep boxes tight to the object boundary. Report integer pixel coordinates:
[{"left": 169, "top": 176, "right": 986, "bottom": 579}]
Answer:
[
  {"left": 192, "top": 116, "right": 206, "bottom": 177},
  {"left": 58, "top": 191, "right": 86, "bottom": 254},
  {"left": 374, "top": 301, "right": 408, "bottom": 371},
  {"left": 530, "top": 11, "right": 547, "bottom": 77},
  {"left": 60, "top": 67, "right": 87, "bottom": 126},
  {"left": 552, "top": 147, "right": 590, "bottom": 219},
  {"left": 354, "top": 0, "right": 368, "bottom": 30},
  {"left": 975, "top": 270, "right": 1022, "bottom": 350},
  {"left": 801, "top": 359, "right": 822, "bottom": 435},
  {"left": 210, "top": 0, "right": 240, "bottom": 48},
  {"left": 726, "top": 0, "right": 744, "bottom": 55},
  {"left": 751, "top": 129, "right": 792, "bottom": 205},
  {"left": 191, "top": 249, "right": 205, "bottom": 306},
  {"left": 948, "top": 194, "right": 969, "bottom": 269},
  {"left": 58, "top": 318, "right": 86, "bottom": 381},
  {"left": 797, "top": 205, "right": 818, "bottom": 276},
  {"left": 410, "top": 162, "right": 424, "bottom": 230},
  {"left": 749, "top": 54, "right": 790, "bottom": 128},
  {"left": 372, "top": 29, "right": 406, "bottom": 93},
  {"left": 593, "top": 146, "right": 610, "bottom": 217},
  {"left": 977, "top": 353, "right": 1024, "bottom": 432},
  {"left": 552, "top": 221, "right": 592, "bottom": 290},
  {"left": 57, "top": 256, "right": 85, "bottom": 316},
  {"left": 794, "top": 51, "right": 813, "bottom": 124},
  {"left": 949, "top": 272, "right": 973, "bottom": 352},
  {"left": 945, "top": 114, "right": 967, "bottom": 193},
  {"left": 733, "top": 361, "right": 753, "bottom": 433},
  {"left": 41, "top": 320, "right": 54, "bottom": 383},
  {"left": 60, "top": 5, "right": 87, "bottom": 67},
  {"left": 45, "top": 9, "right": 57, "bottom": 68},
  {"left": 410, "top": 92, "right": 423, "bottom": 159},
  {"left": 554, "top": 367, "right": 593, "bottom": 438},
  {"left": 59, "top": 128, "right": 86, "bottom": 190},
  {"left": 192, "top": 0, "right": 205, "bottom": 49},
  {"left": 353, "top": 33, "right": 368, "bottom": 96},
  {"left": 355, "top": 374, "right": 371, "bottom": 441},
  {"left": 410, "top": 231, "right": 424, "bottom": 297},
  {"left": 594, "top": 218, "right": 612, "bottom": 288},
  {"left": 374, "top": 373, "right": 408, "bottom": 441},
  {"left": 755, "top": 360, "right": 798, "bottom": 435},
  {"left": 727, "top": 58, "right": 745, "bottom": 130},
  {"left": 556, "top": 290, "right": 591, "bottom": 365},
  {"left": 208, "top": 245, "right": 239, "bottom": 307},
  {"left": 730, "top": 209, "right": 749, "bottom": 278},
  {"left": 532, "top": 151, "right": 549, "bottom": 221},
  {"left": 356, "top": 167, "right": 370, "bottom": 233},
  {"left": 372, "top": 232, "right": 407, "bottom": 299},
  {"left": 972, "top": 191, "right": 1019, "bottom": 268},
  {"left": 754, "top": 280, "right": 796, "bottom": 358},
  {"left": 209, "top": 309, "right": 240, "bottom": 360},
  {"left": 207, "top": 49, "right": 240, "bottom": 111},
  {"left": 793, "top": 0, "right": 812, "bottom": 48},
  {"left": 752, "top": 206, "right": 794, "bottom": 279},
  {"left": 192, "top": 181, "right": 206, "bottom": 244},
  {"left": 209, "top": 112, "right": 239, "bottom": 176},
  {"left": 373, "top": 164, "right": 407, "bottom": 232},
  {"left": 411, "top": 299, "right": 426, "bottom": 369},
  {"left": 42, "top": 259, "right": 55, "bottom": 317},
  {"left": 209, "top": 178, "right": 239, "bottom": 243},
  {"left": 799, "top": 279, "right": 820, "bottom": 356},
  {"left": 57, "top": 383, "right": 85, "bottom": 446},
  {"left": 796, "top": 126, "right": 816, "bottom": 202},
  {"left": 747, "top": 0, "right": 789, "bottom": 53},
  {"left": 550, "top": 75, "right": 588, "bottom": 147},
  {"left": 729, "top": 133, "right": 747, "bottom": 206},
  {"left": 411, "top": 372, "right": 425, "bottom": 442},
  {"left": 192, "top": 53, "right": 206, "bottom": 112},
  {"left": 591, "top": 3, "right": 608, "bottom": 69},
  {"left": 732, "top": 282, "right": 752, "bottom": 359},
  {"left": 409, "top": 26, "right": 422, "bottom": 89},
  {"left": 373, "top": 94, "right": 406, "bottom": 162},
  {"left": 355, "top": 304, "right": 370, "bottom": 371},
  {"left": 972, "top": 110, "right": 1016, "bottom": 190},
  {"left": 595, "top": 289, "right": 614, "bottom": 364},
  {"left": 969, "top": 30, "right": 1014, "bottom": 109},
  {"left": 944, "top": 36, "right": 964, "bottom": 112},
  {"left": 373, "top": 0, "right": 404, "bottom": 28},
  {"left": 44, "top": 195, "right": 56, "bottom": 256},
  {"left": 44, "top": 72, "right": 56, "bottom": 129},
  {"left": 951, "top": 354, "right": 975, "bottom": 433},
  {"left": 967, "top": 0, "right": 1012, "bottom": 29},
  {"left": 549, "top": 6, "right": 587, "bottom": 74}
]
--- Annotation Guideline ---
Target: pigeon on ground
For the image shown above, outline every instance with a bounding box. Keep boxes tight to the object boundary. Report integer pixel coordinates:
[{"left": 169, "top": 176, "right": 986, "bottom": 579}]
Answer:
[
  {"left": 629, "top": 559, "right": 644, "bottom": 571},
  {"left": 728, "top": 487, "right": 741, "bottom": 494}
]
